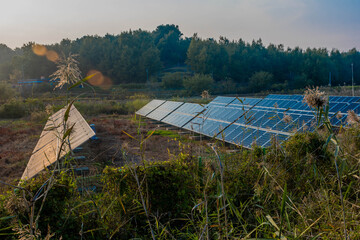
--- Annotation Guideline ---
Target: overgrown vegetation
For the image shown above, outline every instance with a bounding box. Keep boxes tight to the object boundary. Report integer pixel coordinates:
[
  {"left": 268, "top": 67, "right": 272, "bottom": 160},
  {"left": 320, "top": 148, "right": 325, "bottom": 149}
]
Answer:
[
  {"left": 0, "top": 95, "right": 150, "bottom": 120},
  {"left": 1, "top": 99, "right": 359, "bottom": 239}
]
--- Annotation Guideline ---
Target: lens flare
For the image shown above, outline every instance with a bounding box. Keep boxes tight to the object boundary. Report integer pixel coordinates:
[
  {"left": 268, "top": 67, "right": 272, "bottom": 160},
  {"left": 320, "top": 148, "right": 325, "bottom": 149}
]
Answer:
[
  {"left": 32, "top": 44, "right": 47, "bottom": 56},
  {"left": 87, "top": 70, "right": 113, "bottom": 90},
  {"left": 87, "top": 70, "right": 104, "bottom": 86},
  {"left": 100, "top": 76, "right": 113, "bottom": 90},
  {"left": 46, "top": 50, "right": 59, "bottom": 62}
]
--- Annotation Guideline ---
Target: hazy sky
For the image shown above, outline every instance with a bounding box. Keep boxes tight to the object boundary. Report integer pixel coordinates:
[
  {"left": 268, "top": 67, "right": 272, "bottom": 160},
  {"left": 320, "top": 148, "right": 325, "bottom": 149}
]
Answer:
[{"left": 1, "top": 0, "right": 359, "bottom": 51}]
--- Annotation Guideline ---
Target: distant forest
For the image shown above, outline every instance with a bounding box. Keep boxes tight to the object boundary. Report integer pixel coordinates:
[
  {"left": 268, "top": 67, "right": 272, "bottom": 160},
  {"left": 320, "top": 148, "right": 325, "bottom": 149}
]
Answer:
[{"left": 0, "top": 24, "right": 359, "bottom": 92}]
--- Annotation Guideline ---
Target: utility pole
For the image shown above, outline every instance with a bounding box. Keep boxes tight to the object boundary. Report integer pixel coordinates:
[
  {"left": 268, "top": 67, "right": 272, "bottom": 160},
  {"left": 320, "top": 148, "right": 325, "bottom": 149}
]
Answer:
[{"left": 351, "top": 63, "right": 354, "bottom": 96}]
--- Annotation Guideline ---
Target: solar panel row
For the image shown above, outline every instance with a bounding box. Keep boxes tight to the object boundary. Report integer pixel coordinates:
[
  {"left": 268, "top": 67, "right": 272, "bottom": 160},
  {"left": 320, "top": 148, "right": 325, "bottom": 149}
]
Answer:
[{"left": 136, "top": 94, "right": 360, "bottom": 149}]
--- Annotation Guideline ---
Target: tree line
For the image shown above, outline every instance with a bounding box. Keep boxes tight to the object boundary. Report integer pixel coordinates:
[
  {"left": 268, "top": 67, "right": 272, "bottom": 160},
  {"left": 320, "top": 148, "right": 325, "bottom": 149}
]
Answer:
[{"left": 0, "top": 24, "right": 359, "bottom": 93}]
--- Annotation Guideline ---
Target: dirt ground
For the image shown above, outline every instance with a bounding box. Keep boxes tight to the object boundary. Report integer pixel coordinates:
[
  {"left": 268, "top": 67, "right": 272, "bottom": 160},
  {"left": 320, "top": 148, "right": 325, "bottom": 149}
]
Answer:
[{"left": 0, "top": 115, "right": 202, "bottom": 191}]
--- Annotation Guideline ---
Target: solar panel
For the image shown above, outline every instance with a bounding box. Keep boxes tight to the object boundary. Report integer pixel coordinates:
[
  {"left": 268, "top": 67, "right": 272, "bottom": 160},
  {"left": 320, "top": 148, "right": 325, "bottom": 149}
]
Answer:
[
  {"left": 140, "top": 94, "right": 360, "bottom": 149},
  {"left": 227, "top": 97, "right": 262, "bottom": 108},
  {"left": 136, "top": 100, "right": 166, "bottom": 116},
  {"left": 147, "top": 101, "right": 185, "bottom": 121},
  {"left": 21, "top": 105, "right": 95, "bottom": 180},
  {"left": 211, "top": 96, "right": 236, "bottom": 104},
  {"left": 206, "top": 96, "right": 236, "bottom": 108},
  {"left": 162, "top": 103, "right": 205, "bottom": 128}
]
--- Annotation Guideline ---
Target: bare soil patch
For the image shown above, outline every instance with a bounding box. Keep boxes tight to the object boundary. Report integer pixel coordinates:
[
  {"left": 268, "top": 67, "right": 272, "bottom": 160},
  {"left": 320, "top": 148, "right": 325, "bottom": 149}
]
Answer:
[{"left": 0, "top": 115, "right": 201, "bottom": 191}]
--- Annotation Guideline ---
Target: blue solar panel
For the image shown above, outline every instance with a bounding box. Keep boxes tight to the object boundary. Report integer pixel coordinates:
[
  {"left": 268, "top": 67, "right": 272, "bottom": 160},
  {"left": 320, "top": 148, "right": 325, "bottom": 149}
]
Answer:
[
  {"left": 140, "top": 94, "right": 360, "bottom": 150},
  {"left": 339, "top": 102, "right": 360, "bottom": 114},
  {"left": 256, "top": 132, "right": 276, "bottom": 148},
  {"left": 230, "top": 127, "right": 254, "bottom": 146},
  {"left": 207, "top": 96, "right": 236, "bottom": 107},
  {"left": 162, "top": 103, "right": 205, "bottom": 128},
  {"left": 242, "top": 129, "right": 265, "bottom": 148},
  {"left": 136, "top": 100, "right": 165, "bottom": 116},
  {"left": 227, "top": 97, "right": 262, "bottom": 108},
  {"left": 330, "top": 96, "right": 360, "bottom": 103},
  {"left": 183, "top": 115, "right": 204, "bottom": 133}
]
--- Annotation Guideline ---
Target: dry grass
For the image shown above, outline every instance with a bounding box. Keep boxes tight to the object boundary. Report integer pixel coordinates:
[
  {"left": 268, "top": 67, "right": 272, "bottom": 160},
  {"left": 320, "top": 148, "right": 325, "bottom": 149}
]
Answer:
[{"left": 303, "top": 86, "right": 326, "bottom": 109}]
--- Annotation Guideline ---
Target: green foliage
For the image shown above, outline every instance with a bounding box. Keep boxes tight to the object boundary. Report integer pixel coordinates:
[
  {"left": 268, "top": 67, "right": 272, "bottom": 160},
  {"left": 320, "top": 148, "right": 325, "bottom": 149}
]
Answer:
[
  {"left": 100, "top": 159, "right": 200, "bottom": 238},
  {"left": 149, "top": 129, "right": 180, "bottom": 138},
  {"left": 153, "top": 24, "right": 190, "bottom": 67},
  {"left": 186, "top": 35, "right": 229, "bottom": 80},
  {"left": 0, "top": 27, "right": 359, "bottom": 92},
  {"left": 125, "top": 94, "right": 150, "bottom": 113},
  {"left": 0, "top": 83, "right": 18, "bottom": 102},
  {"left": 266, "top": 132, "right": 333, "bottom": 194},
  {"left": 212, "top": 78, "right": 238, "bottom": 94},
  {"left": 0, "top": 194, "right": 15, "bottom": 238},
  {"left": 1, "top": 125, "right": 360, "bottom": 239},
  {"left": 3, "top": 172, "right": 78, "bottom": 239},
  {"left": 290, "top": 74, "right": 314, "bottom": 89},
  {"left": 0, "top": 99, "right": 27, "bottom": 118},
  {"left": 161, "top": 72, "right": 184, "bottom": 89},
  {"left": 1, "top": 87, "right": 360, "bottom": 239},
  {"left": 248, "top": 71, "right": 273, "bottom": 92},
  {"left": 74, "top": 101, "right": 127, "bottom": 116},
  {"left": 0, "top": 97, "right": 48, "bottom": 119},
  {"left": 183, "top": 73, "right": 214, "bottom": 96}
]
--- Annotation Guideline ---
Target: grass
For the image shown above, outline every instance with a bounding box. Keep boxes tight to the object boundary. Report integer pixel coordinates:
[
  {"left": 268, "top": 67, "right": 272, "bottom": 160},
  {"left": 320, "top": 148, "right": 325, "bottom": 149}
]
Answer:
[
  {"left": 1, "top": 90, "right": 360, "bottom": 239},
  {"left": 1, "top": 124, "right": 358, "bottom": 239},
  {"left": 148, "top": 129, "right": 180, "bottom": 139}
]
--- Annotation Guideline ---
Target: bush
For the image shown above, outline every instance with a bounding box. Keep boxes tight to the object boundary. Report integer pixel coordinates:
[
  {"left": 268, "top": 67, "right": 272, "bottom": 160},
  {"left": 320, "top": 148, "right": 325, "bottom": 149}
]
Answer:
[
  {"left": 125, "top": 94, "right": 150, "bottom": 113},
  {"left": 213, "top": 78, "right": 238, "bottom": 94},
  {"left": 25, "top": 98, "right": 45, "bottom": 112},
  {"left": 0, "top": 83, "right": 18, "bottom": 103},
  {"left": 183, "top": 73, "right": 214, "bottom": 96},
  {"left": 4, "top": 172, "right": 78, "bottom": 239},
  {"left": 30, "top": 111, "right": 48, "bottom": 122},
  {"left": 161, "top": 72, "right": 184, "bottom": 89},
  {"left": 0, "top": 99, "right": 27, "bottom": 118},
  {"left": 248, "top": 71, "right": 273, "bottom": 92},
  {"left": 75, "top": 101, "right": 127, "bottom": 116},
  {"left": 289, "top": 74, "right": 314, "bottom": 89}
]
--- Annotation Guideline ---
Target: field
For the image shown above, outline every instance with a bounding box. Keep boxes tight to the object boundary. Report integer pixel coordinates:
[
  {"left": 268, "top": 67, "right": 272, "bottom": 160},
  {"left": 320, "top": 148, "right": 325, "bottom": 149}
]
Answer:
[
  {"left": 0, "top": 113, "right": 205, "bottom": 190},
  {"left": 0, "top": 94, "right": 360, "bottom": 240}
]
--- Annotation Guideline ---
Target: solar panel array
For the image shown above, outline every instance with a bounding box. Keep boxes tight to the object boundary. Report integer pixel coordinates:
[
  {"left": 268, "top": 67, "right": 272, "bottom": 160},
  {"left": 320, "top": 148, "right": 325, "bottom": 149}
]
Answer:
[{"left": 136, "top": 94, "right": 360, "bottom": 149}]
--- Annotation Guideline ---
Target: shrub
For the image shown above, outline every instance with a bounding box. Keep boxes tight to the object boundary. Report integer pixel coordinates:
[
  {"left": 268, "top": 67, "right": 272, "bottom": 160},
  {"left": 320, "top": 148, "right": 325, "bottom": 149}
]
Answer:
[
  {"left": 183, "top": 73, "right": 214, "bottom": 96},
  {"left": 0, "top": 83, "right": 18, "bottom": 103},
  {"left": 75, "top": 101, "right": 127, "bottom": 116},
  {"left": 30, "top": 111, "right": 48, "bottom": 122},
  {"left": 25, "top": 98, "right": 45, "bottom": 112},
  {"left": 161, "top": 72, "right": 184, "bottom": 89},
  {"left": 213, "top": 78, "right": 238, "bottom": 94},
  {"left": 0, "top": 193, "right": 15, "bottom": 238},
  {"left": 266, "top": 132, "right": 333, "bottom": 194},
  {"left": 125, "top": 94, "right": 150, "bottom": 113},
  {"left": 5, "top": 172, "right": 78, "bottom": 239},
  {"left": 0, "top": 99, "right": 27, "bottom": 118},
  {"left": 248, "top": 71, "right": 273, "bottom": 92}
]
